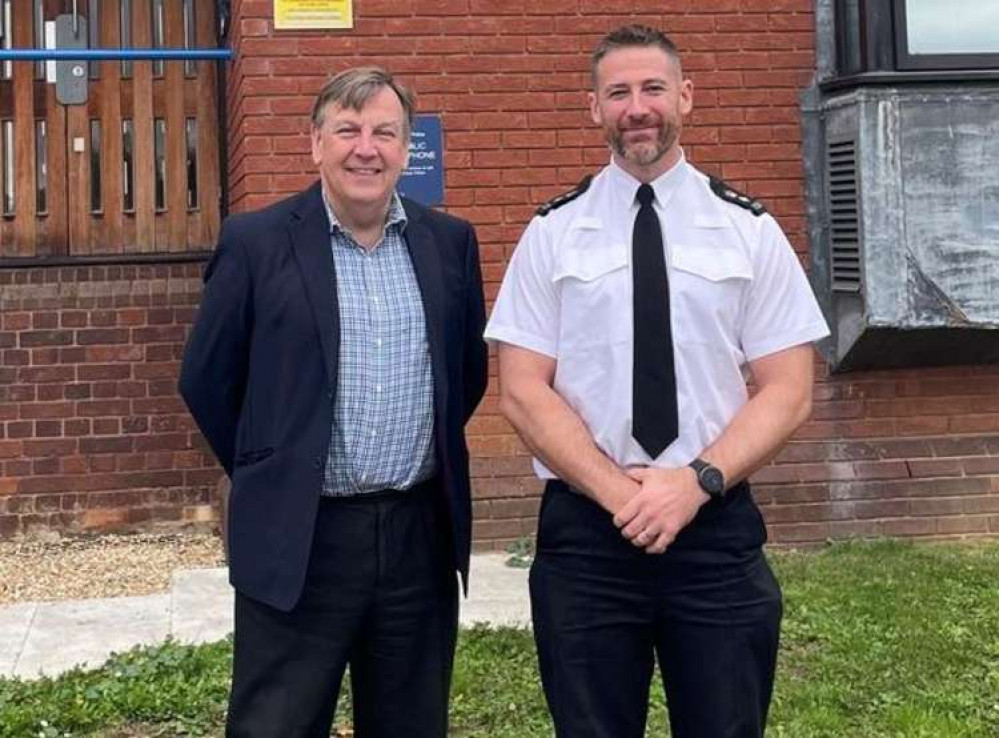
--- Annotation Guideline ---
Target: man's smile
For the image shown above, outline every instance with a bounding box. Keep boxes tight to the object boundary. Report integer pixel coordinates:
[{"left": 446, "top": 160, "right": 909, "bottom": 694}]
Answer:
[{"left": 345, "top": 166, "right": 382, "bottom": 176}]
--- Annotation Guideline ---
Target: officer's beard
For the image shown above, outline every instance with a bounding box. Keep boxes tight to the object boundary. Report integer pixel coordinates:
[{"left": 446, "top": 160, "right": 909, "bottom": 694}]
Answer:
[{"left": 610, "top": 118, "right": 679, "bottom": 168}]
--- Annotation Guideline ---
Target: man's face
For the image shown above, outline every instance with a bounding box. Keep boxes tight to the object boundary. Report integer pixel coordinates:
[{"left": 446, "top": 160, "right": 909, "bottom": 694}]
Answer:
[
  {"left": 589, "top": 46, "right": 693, "bottom": 178},
  {"left": 310, "top": 86, "right": 409, "bottom": 215}
]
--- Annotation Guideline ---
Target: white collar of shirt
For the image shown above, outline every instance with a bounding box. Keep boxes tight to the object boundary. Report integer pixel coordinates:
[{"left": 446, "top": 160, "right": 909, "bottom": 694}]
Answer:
[
  {"left": 606, "top": 151, "right": 690, "bottom": 215},
  {"left": 321, "top": 190, "right": 408, "bottom": 243}
]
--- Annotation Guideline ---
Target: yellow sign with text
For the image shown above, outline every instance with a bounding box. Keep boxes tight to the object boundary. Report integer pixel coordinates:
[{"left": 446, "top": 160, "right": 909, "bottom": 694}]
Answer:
[{"left": 274, "top": 0, "right": 353, "bottom": 30}]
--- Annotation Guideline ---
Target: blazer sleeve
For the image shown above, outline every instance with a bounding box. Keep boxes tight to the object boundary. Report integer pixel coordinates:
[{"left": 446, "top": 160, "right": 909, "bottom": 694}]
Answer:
[
  {"left": 462, "top": 223, "right": 489, "bottom": 425},
  {"left": 178, "top": 221, "right": 253, "bottom": 476}
]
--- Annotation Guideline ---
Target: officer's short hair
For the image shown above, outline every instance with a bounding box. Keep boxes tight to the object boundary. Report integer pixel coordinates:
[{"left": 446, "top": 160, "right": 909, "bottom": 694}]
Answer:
[
  {"left": 591, "top": 25, "right": 682, "bottom": 86},
  {"left": 311, "top": 67, "right": 415, "bottom": 141}
]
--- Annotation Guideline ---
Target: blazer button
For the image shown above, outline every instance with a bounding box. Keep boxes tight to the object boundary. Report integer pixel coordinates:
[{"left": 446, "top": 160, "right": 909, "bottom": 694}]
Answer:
[{"left": 313, "top": 457, "right": 323, "bottom": 470}]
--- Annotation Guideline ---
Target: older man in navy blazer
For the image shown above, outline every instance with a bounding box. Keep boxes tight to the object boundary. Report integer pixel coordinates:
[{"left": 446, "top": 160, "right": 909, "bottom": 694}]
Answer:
[{"left": 179, "top": 67, "right": 488, "bottom": 738}]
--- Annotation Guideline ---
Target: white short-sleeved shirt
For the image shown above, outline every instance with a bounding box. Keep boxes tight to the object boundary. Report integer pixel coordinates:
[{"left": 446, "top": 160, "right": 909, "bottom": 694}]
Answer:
[{"left": 484, "top": 154, "right": 830, "bottom": 478}]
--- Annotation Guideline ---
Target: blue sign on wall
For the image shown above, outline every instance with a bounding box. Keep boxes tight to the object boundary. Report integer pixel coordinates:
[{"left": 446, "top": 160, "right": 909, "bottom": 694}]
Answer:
[{"left": 399, "top": 114, "right": 445, "bottom": 207}]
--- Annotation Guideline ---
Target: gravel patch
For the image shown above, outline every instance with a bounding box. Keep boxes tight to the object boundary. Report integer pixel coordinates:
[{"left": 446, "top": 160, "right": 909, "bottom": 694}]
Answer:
[{"left": 0, "top": 533, "right": 225, "bottom": 604}]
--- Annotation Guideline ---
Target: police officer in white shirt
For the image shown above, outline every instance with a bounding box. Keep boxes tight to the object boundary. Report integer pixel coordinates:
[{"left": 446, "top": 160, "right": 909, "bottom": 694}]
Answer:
[{"left": 485, "top": 24, "right": 830, "bottom": 738}]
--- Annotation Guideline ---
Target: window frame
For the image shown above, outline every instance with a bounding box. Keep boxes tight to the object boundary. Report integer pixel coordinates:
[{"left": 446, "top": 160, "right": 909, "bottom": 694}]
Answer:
[
  {"left": 893, "top": 0, "right": 999, "bottom": 71},
  {"left": 830, "top": 0, "right": 999, "bottom": 84}
]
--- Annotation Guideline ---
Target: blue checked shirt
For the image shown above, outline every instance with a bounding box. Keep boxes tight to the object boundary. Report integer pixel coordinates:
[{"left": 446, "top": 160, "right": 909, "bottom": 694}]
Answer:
[{"left": 321, "top": 192, "right": 437, "bottom": 496}]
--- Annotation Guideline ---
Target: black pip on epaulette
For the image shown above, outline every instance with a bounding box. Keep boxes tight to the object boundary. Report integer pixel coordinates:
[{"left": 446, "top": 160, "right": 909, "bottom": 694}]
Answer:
[
  {"left": 536, "top": 175, "right": 594, "bottom": 216},
  {"left": 709, "top": 176, "right": 767, "bottom": 216}
]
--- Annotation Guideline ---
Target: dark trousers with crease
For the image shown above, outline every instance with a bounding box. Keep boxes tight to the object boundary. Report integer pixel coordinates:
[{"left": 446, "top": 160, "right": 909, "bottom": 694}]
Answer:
[
  {"left": 531, "top": 480, "right": 782, "bottom": 738},
  {"left": 225, "top": 479, "right": 458, "bottom": 738}
]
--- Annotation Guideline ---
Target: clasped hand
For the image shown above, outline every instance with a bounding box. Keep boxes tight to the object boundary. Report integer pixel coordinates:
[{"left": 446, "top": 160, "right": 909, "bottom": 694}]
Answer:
[{"left": 612, "top": 467, "right": 710, "bottom": 554}]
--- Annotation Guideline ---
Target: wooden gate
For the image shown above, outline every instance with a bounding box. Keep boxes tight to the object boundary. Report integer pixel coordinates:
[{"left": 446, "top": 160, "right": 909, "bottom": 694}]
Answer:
[{"left": 0, "top": 0, "right": 220, "bottom": 258}]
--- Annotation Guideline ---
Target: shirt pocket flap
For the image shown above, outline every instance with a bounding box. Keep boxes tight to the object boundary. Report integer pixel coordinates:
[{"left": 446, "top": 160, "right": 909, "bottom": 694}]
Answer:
[
  {"left": 671, "top": 247, "right": 753, "bottom": 283},
  {"left": 553, "top": 241, "right": 629, "bottom": 283}
]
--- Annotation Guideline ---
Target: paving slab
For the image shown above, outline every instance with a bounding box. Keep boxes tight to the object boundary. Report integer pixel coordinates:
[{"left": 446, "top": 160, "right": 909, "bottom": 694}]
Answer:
[
  {"left": 13, "top": 594, "right": 171, "bottom": 679},
  {"left": 1, "top": 553, "right": 532, "bottom": 681},
  {"left": 170, "top": 567, "right": 233, "bottom": 644},
  {"left": 0, "top": 603, "right": 37, "bottom": 677},
  {"left": 462, "top": 553, "right": 531, "bottom": 627},
  {"left": 164, "top": 555, "right": 533, "bottom": 630}
]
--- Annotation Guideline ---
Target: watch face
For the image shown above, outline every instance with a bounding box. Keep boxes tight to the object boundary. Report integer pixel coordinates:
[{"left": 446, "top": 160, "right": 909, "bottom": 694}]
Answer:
[{"left": 700, "top": 466, "right": 725, "bottom": 495}]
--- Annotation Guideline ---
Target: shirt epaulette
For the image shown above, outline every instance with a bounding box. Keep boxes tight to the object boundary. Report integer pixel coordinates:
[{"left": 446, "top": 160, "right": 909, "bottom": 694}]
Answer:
[
  {"left": 536, "top": 175, "right": 594, "bottom": 217},
  {"left": 708, "top": 176, "right": 767, "bottom": 217}
]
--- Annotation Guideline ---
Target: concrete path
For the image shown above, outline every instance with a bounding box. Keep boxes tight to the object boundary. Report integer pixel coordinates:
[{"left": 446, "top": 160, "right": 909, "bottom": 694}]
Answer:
[{"left": 0, "top": 553, "right": 530, "bottom": 681}]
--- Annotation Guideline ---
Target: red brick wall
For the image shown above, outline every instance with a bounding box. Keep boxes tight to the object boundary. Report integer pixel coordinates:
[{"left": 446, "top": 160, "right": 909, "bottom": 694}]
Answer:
[
  {"left": 217, "top": 0, "right": 999, "bottom": 550},
  {"left": 759, "top": 366, "right": 999, "bottom": 543},
  {"left": 0, "top": 264, "right": 221, "bottom": 537},
  {"left": 2, "top": 0, "right": 997, "bottom": 545}
]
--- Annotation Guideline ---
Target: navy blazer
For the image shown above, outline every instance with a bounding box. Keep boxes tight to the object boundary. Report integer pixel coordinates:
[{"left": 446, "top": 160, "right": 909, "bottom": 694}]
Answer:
[{"left": 179, "top": 182, "right": 488, "bottom": 611}]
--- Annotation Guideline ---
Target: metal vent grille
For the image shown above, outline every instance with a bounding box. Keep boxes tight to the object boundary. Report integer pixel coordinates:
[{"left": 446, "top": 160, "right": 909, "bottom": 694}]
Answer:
[{"left": 827, "top": 139, "right": 861, "bottom": 292}]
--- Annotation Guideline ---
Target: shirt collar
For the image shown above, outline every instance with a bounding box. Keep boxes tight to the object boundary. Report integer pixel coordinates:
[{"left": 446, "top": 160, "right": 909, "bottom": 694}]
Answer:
[
  {"left": 608, "top": 150, "right": 689, "bottom": 212},
  {"left": 321, "top": 190, "right": 408, "bottom": 239}
]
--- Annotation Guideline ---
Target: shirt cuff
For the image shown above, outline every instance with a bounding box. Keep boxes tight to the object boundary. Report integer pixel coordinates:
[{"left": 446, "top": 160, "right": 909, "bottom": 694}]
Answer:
[
  {"left": 483, "top": 324, "right": 558, "bottom": 359},
  {"left": 743, "top": 322, "right": 830, "bottom": 363}
]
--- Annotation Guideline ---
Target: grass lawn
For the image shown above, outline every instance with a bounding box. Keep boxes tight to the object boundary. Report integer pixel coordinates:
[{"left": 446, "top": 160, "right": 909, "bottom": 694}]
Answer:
[{"left": 1, "top": 539, "right": 997, "bottom": 737}]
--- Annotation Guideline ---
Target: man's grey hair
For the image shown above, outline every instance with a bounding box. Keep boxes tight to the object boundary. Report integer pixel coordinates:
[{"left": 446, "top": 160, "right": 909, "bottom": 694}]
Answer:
[
  {"left": 311, "top": 67, "right": 415, "bottom": 139},
  {"left": 591, "top": 24, "right": 683, "bottom": 87}
]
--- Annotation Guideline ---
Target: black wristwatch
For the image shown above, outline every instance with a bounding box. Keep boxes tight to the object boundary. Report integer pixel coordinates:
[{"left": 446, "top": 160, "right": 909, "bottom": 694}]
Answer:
[{"left": 689, "top": 458, "right": 726, "bottom": 498}]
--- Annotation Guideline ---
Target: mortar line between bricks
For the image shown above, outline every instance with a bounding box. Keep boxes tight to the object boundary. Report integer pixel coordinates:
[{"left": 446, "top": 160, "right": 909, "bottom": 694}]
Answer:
[{"left": 11, "top": 603, "right": 38, "bottom": 675}]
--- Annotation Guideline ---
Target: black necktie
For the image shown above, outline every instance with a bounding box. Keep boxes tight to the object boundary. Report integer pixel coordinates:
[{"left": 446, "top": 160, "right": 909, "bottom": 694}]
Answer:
[{"left": 632, "top": 183, "right": 678, "bottom": 458}]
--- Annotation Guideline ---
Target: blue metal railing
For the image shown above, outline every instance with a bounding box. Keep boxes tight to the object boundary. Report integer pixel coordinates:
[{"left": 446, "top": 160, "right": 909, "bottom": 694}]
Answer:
[{"left": 0, "top": 48, "right": 232, "bottom": 61}]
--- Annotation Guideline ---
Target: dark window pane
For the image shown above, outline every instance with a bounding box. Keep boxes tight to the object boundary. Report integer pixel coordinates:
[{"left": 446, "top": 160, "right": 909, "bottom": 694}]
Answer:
[
  {"left": 120, "top": 0, "right": 132, "bottom": 79},
  {"left": 185, "top": 118, "right": 198, "bottom": 210},
  {"left": 1, "top": 119, "right": 12, "bottom": 215},
  {"left": 33, "top": 0, "right": 44, "bottom": 79},
  {"left": 88, "top": 0, "right": 100, "bottom": 79},
  {"left": 122, "top": 119, "right": 134, "bottom": 212},
  {"left": 183, "top": 0, "right": 197, "bottom": 78},
  {"left": 152, "top": 0, "right": 165, "bottom": 78},
  {"left": 154, "top": 118, "right": 166, "bottom": 211},
  {"left": 2, "top": 0, "right": 12, "bottom": 80},
  {"left": 90, "top": 119, "right": 102, "bottom": 213},
  {"left": 35, "top": 119, "right": 46, "bottom": 214},
  {"left": 838, "top": 0, "right": 863, "bottom": 74}
]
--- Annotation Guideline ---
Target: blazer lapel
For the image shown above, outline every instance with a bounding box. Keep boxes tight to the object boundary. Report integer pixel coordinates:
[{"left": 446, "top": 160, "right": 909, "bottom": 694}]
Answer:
[
  {"left": 289, "top": 182, "right": 340, "bottom": 395},
  {"left": 403, "top": 201, "right": 449, "bottom": 415}
]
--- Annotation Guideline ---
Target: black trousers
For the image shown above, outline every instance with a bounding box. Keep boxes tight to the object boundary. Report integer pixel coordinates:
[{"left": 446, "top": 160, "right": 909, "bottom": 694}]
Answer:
[
  {"left": 226, "top": 480, "right": 458, "bottom": 738},
  {"left": 531, "top": 480, "right": 782, "bottom": 738}
]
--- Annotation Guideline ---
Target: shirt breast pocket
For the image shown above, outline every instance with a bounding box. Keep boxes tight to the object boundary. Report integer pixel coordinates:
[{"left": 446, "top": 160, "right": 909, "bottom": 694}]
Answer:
[
  {"left": 670, "top": 247, "right": 753, "bottom": 345},
  {"left": 553, "top": 241, "right": 630, "bottom": 350}
]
